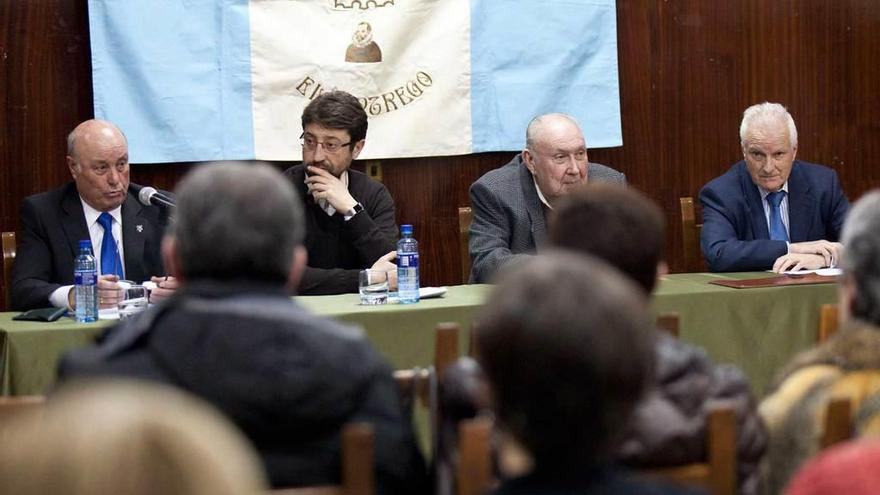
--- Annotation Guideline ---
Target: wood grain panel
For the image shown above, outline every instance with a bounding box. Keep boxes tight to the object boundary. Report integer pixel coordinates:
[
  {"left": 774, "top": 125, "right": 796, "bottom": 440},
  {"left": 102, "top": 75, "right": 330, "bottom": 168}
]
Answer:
[{"left": 2, "top": 0, "right": 880, "bottom": 309}]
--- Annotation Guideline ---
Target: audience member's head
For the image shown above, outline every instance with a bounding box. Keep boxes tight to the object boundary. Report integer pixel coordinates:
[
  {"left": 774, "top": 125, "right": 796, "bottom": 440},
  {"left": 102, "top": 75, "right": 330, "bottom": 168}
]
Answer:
[
  {"left": 739, "top": 102, "right": 798, "bottom": 193},
  {"left": 475, "top": 253, "right": 654, "bottom": 473},
  {"left": 66, "top": 119, "right": 130, "bottom": 212},
  {"left": 549, "top": 184, "right": 666, "bottom": 295},
  {"left": 300, "top": 90, "right": 368, "bottom": 177},
  {"left": 521, "top": 113, "right": 589, "bottom": 206},
  {"left": 785, "top": 439, "right": 880, "bottom": 495},
  {"left": 839, "top": 190, "right": 880, "bottom": 326},
  {"left": 164, "top": 162, "right": 306, "bottom": 287},
  {"left": 0, "top": 379, "right": 266, "bottom": 495}
]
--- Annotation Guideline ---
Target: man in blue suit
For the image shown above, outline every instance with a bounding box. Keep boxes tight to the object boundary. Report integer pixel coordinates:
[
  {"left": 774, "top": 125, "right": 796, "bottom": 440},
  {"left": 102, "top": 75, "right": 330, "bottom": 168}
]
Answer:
[{"left": 700, "top": 102, "right": 849, "bottom": 272}]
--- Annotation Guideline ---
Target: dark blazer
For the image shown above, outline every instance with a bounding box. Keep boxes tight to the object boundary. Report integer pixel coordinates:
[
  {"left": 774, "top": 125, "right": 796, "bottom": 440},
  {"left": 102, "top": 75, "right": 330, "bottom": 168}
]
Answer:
[
  {"left": 699, "top": 160, "right": 849, "bottom": 272},
  {"left": 468, "top": 154, "right": 626, "bottom": 283},
  {"left": 283, "top": 165, "right": 397, "bottom": 295},
  {"left": 11, "top": 182, "right": 168, "bottom": 310}
]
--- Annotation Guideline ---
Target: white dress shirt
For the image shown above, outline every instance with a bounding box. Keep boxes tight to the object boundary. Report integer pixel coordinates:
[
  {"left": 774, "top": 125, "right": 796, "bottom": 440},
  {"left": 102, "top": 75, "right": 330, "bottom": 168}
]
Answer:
[{"left": 49, "top": 199, "right": 126, "bottom": 309}]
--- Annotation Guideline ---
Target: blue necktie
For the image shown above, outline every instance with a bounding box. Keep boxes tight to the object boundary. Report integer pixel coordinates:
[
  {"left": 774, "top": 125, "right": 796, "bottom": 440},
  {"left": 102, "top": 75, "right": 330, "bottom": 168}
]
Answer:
[
  {"left": 766, "top": 191, "right": 789, "bottom": 242},
  {"left": 97, "top": 212, "right": 123, "bottom": 277}
]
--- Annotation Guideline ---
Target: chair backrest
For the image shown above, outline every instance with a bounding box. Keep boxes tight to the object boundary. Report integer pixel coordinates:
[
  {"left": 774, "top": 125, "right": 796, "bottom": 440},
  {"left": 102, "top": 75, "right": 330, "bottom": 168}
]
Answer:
[
  {"left": 645, "top": 404, "right": 737, "bottom": 495},
  {"left": 817, "top": 304, "right": 840, "bottom": 344},
  {"left": 0, "top": 395, "right": 45, "bottom": 426},
  {"left": 680, "top": 198, "right": 704, "bottom": 272},
  {"left": 270, "top": 422, "right": 375, "bottom": 495},
  {"left": 458, "top": 207, "right": 473, "bottom": 284},
  {"left": 2, "top": 231, "right": 16, "bottom": 310},
  {"left": 456, "top": 417, "right": 493, "bottom": 495},
  {"left": 821, "top": 397, "right": 852, "bottom": 449},
  {"left": 656, "top": 312, "right": 681, "bottom": 338}
]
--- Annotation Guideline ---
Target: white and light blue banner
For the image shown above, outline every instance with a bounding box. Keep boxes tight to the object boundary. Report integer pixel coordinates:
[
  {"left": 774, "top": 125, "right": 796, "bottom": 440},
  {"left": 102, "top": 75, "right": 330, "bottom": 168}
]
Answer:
[{"left": 89, "top": 0, "right": 621, "bottom": 163}]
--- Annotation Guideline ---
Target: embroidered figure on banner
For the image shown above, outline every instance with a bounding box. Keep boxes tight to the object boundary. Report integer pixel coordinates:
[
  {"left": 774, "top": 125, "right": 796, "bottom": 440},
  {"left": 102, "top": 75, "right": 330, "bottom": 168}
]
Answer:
[{"left": 345, "top": 21, "right": 382, "bottom": 63}]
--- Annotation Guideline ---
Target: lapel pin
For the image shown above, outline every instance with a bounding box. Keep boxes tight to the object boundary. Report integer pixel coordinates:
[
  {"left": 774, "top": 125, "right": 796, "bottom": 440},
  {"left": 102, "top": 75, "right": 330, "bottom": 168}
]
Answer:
[{"left": 136, "top": 225, "right": 143, "bottom": 233}]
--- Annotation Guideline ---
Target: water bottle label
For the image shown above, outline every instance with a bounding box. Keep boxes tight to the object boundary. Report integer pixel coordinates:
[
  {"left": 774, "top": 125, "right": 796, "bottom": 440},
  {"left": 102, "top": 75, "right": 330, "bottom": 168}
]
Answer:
[
  {"left": 74, "top": 270, "right": 97, "bottom": 285},
  {"left": 399, "top": 253, "right": 419, "bottom": 268}
]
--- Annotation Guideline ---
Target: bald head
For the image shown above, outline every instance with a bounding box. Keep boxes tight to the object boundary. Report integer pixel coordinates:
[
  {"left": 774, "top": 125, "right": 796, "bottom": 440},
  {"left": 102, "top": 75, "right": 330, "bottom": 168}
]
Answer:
[
  {"left": 67, "top": 120, "right": 127, "bottom": 162},
  {"left": 66, "top": 119, "right": 130, "bottom": 212},
  {"left": 525, "top": 113, "right": 584, "bottom": 151}
]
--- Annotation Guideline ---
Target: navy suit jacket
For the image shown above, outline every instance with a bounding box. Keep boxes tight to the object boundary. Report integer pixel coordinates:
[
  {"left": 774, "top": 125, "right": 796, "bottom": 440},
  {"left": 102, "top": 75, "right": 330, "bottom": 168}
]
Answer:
[
  {"left": 699, "top": 160, "right": 849, "bottom": 272},
  {"left": 11, "top": 182, "right": 169, "bottom": 310}
]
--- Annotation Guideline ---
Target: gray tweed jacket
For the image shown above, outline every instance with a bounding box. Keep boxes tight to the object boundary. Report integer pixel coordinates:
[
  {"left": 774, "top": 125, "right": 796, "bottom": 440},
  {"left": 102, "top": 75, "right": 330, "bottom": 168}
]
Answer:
[{"left": 468, "top": 154, "right": 626, "bottom": 283}]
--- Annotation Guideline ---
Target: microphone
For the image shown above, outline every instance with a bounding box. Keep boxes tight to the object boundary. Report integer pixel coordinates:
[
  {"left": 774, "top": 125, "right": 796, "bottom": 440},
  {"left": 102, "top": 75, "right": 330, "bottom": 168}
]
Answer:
[{"left": 129, "top": 183, "right": 175, "bottom": 208}]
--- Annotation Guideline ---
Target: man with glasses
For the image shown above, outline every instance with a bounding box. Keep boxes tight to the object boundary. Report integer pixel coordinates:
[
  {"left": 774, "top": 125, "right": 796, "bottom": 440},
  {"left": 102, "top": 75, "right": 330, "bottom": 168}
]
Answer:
[
  {"left": 283, "top": 90, "right": 398, "bottom": 295},
  {"left": 467, "top": 113, "right": 625, "bottom": 283}
]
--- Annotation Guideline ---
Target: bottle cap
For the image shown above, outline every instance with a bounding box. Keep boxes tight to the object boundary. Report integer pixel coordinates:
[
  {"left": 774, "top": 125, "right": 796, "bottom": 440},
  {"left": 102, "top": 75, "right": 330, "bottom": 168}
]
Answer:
[
  {"left": 401, "top": 224, "right": 413, "bottom": 235},
  {"left": 78, "top": 239, "right": 92, "bottom": 250}
]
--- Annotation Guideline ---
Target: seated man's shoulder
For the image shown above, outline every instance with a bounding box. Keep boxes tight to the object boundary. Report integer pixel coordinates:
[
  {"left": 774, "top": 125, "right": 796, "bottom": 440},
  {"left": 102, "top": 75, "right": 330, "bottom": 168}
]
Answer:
[
  {"left": 473, "top": 156, "right": 523, "bottom": 190},
  {"left": 793, "top": 159, "right": 839, "bottom": 180},
  {"left": 281, "top": 163, "right": 306, "bottom": 182},
  {"left": 347, "top": 167, "right": 391, "bottom": 194},
  {"left": 587, "top": 162, "right": 626, "bottom": 184},
  {"left": 23, "top": 182, "right": 75, "bottom": 208}
]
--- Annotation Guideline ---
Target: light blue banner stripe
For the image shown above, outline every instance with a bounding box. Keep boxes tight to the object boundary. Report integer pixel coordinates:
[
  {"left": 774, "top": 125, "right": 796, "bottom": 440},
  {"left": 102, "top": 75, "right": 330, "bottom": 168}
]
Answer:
[
  {"left": 89, "top": 0, "right": 254, "bottom": 163},
  {"left": 470, "top": 0, "right": 622, "bottom": 151}
]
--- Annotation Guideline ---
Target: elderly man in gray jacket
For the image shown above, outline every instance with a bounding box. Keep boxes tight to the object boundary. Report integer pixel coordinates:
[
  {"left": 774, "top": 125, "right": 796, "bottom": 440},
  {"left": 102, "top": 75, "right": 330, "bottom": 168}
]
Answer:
[{"left": 467, "top": 113, "right": 625, "bottom": 283}]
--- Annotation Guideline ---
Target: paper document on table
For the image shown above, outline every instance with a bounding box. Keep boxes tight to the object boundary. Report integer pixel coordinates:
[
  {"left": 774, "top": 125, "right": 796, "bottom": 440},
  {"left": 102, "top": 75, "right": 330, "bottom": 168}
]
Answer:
[{"left": 777, "top": 268, "right": 843, "bottom": 277}]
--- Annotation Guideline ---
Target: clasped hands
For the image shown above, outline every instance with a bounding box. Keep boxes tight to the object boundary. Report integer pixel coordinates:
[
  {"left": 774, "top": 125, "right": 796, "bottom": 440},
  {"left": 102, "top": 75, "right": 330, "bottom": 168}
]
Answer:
[
  {"left": 90, "top": 275, "right": 179, "bottom": 309},
  {"left": 772, "top": 240, "right": 843, "bottom": 273}
]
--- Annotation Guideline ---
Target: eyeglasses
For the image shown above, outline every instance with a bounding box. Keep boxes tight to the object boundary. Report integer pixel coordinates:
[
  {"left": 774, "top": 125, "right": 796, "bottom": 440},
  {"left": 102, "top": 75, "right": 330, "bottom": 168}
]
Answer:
[{"left": 300, "top": 133, "right": 352, "bottom": 154}]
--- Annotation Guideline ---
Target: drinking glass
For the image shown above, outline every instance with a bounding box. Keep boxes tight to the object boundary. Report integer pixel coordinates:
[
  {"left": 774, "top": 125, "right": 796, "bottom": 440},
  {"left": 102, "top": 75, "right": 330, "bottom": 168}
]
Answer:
[
  {"left": 359, "top": 269, "right": 389, "bottom": 305},
  {"left": 118, "top": 285, "right": 149, "bottom": 319}
]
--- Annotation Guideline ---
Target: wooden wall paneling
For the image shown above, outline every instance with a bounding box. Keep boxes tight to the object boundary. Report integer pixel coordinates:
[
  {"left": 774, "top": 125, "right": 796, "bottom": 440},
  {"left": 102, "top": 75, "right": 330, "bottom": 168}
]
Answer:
[{"left": 3, "top": 0, "right": 880, "bottom": 309}]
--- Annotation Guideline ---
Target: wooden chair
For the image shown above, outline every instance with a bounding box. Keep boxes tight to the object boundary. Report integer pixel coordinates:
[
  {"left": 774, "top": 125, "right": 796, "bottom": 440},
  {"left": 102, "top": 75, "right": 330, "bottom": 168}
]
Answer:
[
  {"left": 821, "top": 397, "right": 853, "bottom": 449},
  {"left": 817, "top": 304, "right": 840, "bottom": 344},
  {"left": 0, "top": 395, "right": 45, "bottom": 425},
  {"left": 458, "top": 207, "right": 473, "bottom": 284},
  {"left": 646, "top": 404, "right": 737, "bottom": 495},
  {"left": 271, "top": 422, "right": 375, "bottom": 495},
  {"left": 3, "top": 231, "right": 16, "bottom": 310},
  {"left": 656, "top": 312, "right": 680, "bottom": 338},
  {"left": 393, "top": 322, "right": 461, "bottom": 465},
  {"left": 456, "top": 417, "right": 493, "bottom": 495},
  {"left": 680, "top": 198, "right": 704, "bottom": 272}
]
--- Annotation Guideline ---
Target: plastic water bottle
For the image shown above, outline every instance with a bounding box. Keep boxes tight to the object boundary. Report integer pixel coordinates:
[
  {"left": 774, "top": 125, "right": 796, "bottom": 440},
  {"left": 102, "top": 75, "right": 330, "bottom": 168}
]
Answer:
[
  {"left": 397, "top": 224, "right": 420, "bottom": 304},
  {"left": 74, "top": 239, "right": 98, "bottom": 322}
]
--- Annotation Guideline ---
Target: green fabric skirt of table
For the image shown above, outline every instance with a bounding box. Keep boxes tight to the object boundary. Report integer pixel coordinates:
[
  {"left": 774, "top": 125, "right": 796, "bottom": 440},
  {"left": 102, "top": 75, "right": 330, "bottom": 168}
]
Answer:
[{"left": 0, "top": 274, "right": 836, "bottom": 397}]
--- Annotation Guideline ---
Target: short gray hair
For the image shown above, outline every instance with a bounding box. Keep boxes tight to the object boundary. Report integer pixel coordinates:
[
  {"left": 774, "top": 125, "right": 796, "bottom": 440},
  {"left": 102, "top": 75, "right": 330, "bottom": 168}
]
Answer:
[
  {"left": 171, "top": 162, "right": 304, "bottom": 283},
  {"left": 739, "top": 102, "right": 798, "bottom": 148},
  {"left": 841, "top": 190, "right": 880, "bottom": 325},
  {"left": 525, "top": 113, "right": 583, "bottom": 150}
]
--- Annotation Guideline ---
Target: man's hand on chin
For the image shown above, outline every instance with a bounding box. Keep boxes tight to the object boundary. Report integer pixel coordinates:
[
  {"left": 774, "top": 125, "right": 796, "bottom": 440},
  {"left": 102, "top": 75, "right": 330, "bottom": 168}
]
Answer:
[
  {"left": 305, "top": 166, "right": 357, "bottom": 213},
  {"left": 788, "top": 240, "right": 843, "bottom": 267},
  {"left": 772, "top": 253, "right": 826, "bottom": 273}
]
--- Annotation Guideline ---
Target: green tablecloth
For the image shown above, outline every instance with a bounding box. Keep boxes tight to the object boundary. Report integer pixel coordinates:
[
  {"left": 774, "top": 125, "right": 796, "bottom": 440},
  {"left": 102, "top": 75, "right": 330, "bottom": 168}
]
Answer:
[{"left": 0, "top": 273, "right": 837, "bottom": 397}]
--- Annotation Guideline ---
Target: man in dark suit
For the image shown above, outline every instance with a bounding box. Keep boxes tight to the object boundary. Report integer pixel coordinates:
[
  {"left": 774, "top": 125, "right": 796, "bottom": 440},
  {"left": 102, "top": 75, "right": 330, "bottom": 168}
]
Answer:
[
  {"left": 11, "top": 119, "right": 175, "bottom": 311},
  {"left": 283, "top": 91, "right": 398, "bottom": 295},
  {"left": 468, "top": 113, "right": 626, "bottom": 283},
  {"left": 59, "top": 162, "right": 427, "bottom": 493},
  {"left": 700, "top": 102, "right": 849, "bottom": 272}
]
